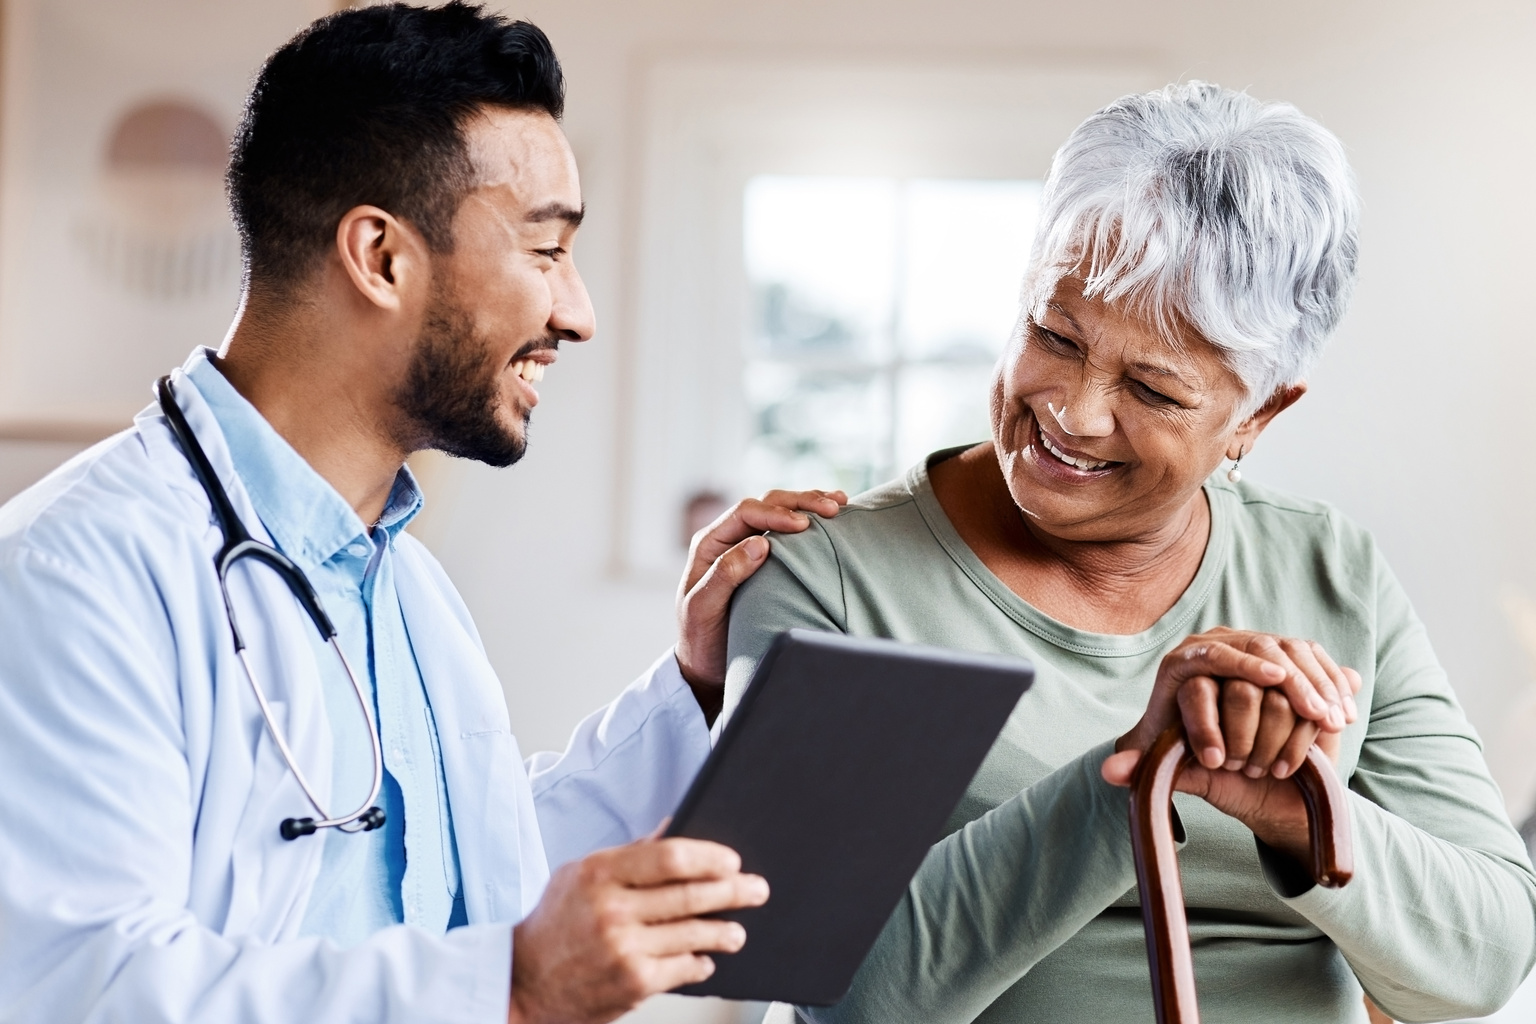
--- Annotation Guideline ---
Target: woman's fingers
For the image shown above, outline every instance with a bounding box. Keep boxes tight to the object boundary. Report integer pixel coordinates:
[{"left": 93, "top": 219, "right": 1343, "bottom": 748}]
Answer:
[
  {"left": 1308, "top": 642, "right": 1360, "bottom": 723},
  {"left": 1167, "top": 641, "right": 1288, "bottom": 689},
  {"left": 1177, "top": 676, "right": 1224, "bottom": 768},
  {"left": 1279, "top": 638, "right": 1346, "bottom": 730},
  {"left": 1219, "top": 680, "right": 1264, "bottom": 770},
  {"left": 1242, "top": 689, "right": 1296, "bottom": 777},
  {"left": 1271, "top": 717, "right": 1321, "bottom": 779},
  {"left": 1242, "top": 634, "right": 1335, "bottom": 725}
]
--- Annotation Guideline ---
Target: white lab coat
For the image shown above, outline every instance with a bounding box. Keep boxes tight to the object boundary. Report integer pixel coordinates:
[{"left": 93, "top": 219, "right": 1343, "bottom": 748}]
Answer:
[{"left": 0, "top": 359, "right": 711, "bottom": 1023}]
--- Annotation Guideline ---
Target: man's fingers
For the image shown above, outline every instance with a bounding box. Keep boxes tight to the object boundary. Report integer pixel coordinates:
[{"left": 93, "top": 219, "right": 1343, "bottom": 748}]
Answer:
[
  {"left": 682, "top": 491, "right": 843, "bottom": 593},
  {"left": 604, "top": 838, "right": 743, "bottom": 887},
  {"left": 680, "top": 535, "right": 769, "bottom": 625},
  {"left": 758, "top": 488, "right": 847, "bottom": 521},
  {"left": 644, "top": 953, "right": 718, "bottom": 993},
  {"left": 634, "top": 917, "right": 750, "bottom": 957},
  {"left": 1219, "top": 680, "right": 1264, "bottom": 770},
  {"left": 628, "top": 874, "right": 770, "bottom": 924},
  {"left": 1177, "top": 676, "right": 1224, "bottom": 768}
]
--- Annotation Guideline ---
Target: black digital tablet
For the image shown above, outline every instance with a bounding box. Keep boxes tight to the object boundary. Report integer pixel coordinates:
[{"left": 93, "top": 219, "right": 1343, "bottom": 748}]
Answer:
[{"left": 665, "top": 628, "right": 1033, "bottom": 1006}]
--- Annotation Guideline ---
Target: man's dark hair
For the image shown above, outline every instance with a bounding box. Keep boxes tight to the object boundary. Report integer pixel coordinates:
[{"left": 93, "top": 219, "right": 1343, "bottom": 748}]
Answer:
[{"left": 228, "top": 2, "right": 564, "bottom": 288}]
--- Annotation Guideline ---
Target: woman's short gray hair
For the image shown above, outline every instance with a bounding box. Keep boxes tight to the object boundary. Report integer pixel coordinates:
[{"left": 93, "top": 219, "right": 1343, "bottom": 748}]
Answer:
[{"left": 1023, "top": 81, "right": 1360, "bottom": 411}]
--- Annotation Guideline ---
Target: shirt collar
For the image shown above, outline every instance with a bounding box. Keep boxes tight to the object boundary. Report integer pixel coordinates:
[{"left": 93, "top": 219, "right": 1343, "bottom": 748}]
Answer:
[{"left": 183, "top": 348, "right": 423, "bottom": 572}]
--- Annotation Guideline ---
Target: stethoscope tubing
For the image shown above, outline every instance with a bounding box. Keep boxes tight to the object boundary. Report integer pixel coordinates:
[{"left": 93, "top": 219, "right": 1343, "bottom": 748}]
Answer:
[{"left": 156, "top": 375, "right": 386, "bottom": 841}]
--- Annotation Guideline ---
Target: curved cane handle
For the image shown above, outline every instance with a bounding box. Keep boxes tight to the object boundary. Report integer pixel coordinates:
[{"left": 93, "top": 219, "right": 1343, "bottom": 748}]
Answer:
[{"left": 1128, "top": 726, "right": 1354, "bottom": 1024}]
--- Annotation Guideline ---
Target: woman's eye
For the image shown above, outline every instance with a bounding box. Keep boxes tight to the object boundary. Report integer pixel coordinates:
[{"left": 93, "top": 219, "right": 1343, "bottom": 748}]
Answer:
[
  {"left": 534, "top": 247, "right": 565, "bottom": 260},
  {"left": 1130, "top": 379, "right": 1178, "bottom": 407},
  {"left": 1033, "top": 325, "right": 1080, "bottom": 355}
]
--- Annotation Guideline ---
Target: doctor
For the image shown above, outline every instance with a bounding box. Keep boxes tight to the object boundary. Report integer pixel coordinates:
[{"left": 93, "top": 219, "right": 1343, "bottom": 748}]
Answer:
[{"left": 0, "top": 5, "right": 845, "bottom": 1023}]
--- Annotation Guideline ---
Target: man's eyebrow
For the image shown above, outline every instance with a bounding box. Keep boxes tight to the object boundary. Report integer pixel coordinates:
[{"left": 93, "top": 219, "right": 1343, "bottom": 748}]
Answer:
[{"left": 526, "top": 202, "right": 585, "bottom": 227}]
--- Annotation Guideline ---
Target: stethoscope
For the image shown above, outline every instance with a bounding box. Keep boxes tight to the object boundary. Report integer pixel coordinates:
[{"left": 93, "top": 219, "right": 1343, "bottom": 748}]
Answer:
[{"left": 157, "top": 376, "right": 386, "bottom": 842}]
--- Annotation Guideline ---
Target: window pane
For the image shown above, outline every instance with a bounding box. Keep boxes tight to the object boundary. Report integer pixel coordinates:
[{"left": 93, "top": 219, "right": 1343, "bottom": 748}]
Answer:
[
  {"left": 899, "top": 179, "right": 1042, "bottom": 361},
  {"left": 894, "top": 362, "right": 996, "bottom": 470},
  {"left": 744, "top": 176, "right": 898, "bottom": 360},
  {"left": 740, "top": 175, "right": 1040, "bottom": 496},
  {"left": 741, "top": 363, "right": 891, "bottom": 496}
]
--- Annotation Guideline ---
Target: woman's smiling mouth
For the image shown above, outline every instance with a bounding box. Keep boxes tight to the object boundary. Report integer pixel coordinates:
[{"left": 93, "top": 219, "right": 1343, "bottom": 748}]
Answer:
[{"left": 1030, "top": 417, "right": 1122, "bottom": 477}]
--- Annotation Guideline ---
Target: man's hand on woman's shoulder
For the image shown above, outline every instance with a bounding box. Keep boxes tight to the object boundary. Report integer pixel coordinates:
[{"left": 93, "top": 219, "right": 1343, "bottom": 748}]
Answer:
[
  {"left": 1102, "top": 628, "right": 1363, "bottom": 863},
  {"left": 674, "top": 489, "right": 846, "bottom": 723}
]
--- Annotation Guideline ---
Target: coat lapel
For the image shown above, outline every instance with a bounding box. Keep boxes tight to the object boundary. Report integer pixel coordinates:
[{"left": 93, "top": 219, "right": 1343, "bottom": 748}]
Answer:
[{"left": 394, "top": 540, "right": 549, "bottom": 924}]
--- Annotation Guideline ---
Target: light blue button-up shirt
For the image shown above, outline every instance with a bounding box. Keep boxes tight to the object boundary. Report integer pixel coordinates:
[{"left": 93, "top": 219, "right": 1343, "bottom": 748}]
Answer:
[
  {"left": 189, "top": 357, "right": 464, "bottom": 946},
  {"left": 0, "top": 346, "right": 712, "bottom": 1022}
]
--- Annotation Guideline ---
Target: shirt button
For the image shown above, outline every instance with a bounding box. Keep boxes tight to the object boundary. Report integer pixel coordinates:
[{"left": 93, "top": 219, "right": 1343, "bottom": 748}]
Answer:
[{"left": 347, "top": 542, "right": 369, "bottom": 558}]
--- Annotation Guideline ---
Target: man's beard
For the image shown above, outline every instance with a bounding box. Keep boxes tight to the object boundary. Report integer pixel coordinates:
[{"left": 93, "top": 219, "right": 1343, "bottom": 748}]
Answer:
[{"left": 395, "top": 290, "right": 547, "bottom": 468}]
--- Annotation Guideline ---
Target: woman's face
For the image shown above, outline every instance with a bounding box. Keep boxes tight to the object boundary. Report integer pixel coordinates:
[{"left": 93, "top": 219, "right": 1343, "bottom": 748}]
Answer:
[{"left": 991, "top": 274, "right": 1254, "bottom": 543}]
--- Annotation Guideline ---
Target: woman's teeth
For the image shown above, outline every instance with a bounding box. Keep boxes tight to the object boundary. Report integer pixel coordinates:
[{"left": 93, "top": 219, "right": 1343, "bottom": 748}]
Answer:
[
  {"left": 1040, "top": 431, "right": 1111, "bottom": 471},
  {"left": 511, "top": 360, "right": 546, "bottom": 383}
]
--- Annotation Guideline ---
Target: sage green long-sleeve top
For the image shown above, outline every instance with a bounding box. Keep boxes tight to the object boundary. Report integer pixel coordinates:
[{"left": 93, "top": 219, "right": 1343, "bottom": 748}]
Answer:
[{"left": 722, "top": 454, "right": 1536, "bottom": 1024}]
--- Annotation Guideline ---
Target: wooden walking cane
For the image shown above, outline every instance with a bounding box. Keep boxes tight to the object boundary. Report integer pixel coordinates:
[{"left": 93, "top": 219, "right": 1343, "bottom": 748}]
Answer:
[{"left": 1129, "top": 726, "right": 1354, "bottom": 1024}]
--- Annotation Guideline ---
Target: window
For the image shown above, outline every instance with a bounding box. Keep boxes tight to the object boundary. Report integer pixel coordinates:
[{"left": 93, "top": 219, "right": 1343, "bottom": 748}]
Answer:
[{"left": 740, "top": 175, "right": 1042, "bottom": 495}]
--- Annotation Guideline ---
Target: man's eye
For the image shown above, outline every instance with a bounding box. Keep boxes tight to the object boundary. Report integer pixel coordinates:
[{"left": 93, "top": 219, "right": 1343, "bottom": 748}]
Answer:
[{"left": 534, "top": 247, "right": 565, "bottom": 260}]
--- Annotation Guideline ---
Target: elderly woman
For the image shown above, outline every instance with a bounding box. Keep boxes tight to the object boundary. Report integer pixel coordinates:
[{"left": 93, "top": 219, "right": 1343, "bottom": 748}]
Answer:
[{"left": 725, "top": 83, "right": 1536, "bottom": 1023}]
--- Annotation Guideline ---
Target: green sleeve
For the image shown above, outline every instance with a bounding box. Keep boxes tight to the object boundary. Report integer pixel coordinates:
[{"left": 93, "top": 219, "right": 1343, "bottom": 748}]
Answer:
[
  {"left": 721, "top": 524, "right": 846, "bottom": 728},
  {"left": 725, "top": 533, "right": 1144, "bottom": 1022},
  {"left": 1271, "top": 554, "right": 1536, "bottom": 1022},
  {"left": 803, "top": 738, "right": 1138, "bottom": 1023}
]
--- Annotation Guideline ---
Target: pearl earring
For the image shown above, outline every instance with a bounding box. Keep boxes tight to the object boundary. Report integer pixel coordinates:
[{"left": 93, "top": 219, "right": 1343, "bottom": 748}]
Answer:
[{"left": 1227, "top": 446, "right": 1245, "bottom": 484}]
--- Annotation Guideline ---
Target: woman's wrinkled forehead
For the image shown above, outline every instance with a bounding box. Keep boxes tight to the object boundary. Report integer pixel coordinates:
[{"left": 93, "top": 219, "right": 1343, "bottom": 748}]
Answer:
[{"left": 1029, "top": 277, "right": 1231, "bottom": 398}]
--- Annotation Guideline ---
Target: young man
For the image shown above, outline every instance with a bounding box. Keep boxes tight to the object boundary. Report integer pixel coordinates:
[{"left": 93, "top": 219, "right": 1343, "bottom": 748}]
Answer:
[{"left": 0, "top": 5, "right": 843, "bottom": 1022}]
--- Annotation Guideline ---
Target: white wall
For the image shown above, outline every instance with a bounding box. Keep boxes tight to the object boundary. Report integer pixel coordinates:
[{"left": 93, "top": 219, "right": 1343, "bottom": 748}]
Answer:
[
  {"left": 1, "top": 2, "right": 1530, "bottom": 1020},
  {"left": 422, "top": 0, "right": 1536, "bottom": 811},
  {"left": 6, "top": 0, "right": 1528, "bottom": 811}
]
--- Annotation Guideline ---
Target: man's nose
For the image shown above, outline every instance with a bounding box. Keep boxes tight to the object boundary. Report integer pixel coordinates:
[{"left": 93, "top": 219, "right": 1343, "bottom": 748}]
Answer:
[{"left": 549, "top": 263, "right": 596, "bottom": 343}]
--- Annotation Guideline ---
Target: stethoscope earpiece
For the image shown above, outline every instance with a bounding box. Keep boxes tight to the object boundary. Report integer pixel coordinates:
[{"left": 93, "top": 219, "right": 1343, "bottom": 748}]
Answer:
[
  {"left": 281, "top": 817, "right": 318, "bottom": 841},
  {"left": 281, "top": 806, "right": 385, "bottom": 841}
]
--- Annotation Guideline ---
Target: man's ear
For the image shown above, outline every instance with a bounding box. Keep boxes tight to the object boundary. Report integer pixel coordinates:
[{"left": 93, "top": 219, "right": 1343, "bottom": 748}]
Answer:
[
  {"left": 334, "top": 205, "right": 429, "bottom": 312},
  {"left": 1227, "top": 381, "right": 1307, "bottom": 459}
]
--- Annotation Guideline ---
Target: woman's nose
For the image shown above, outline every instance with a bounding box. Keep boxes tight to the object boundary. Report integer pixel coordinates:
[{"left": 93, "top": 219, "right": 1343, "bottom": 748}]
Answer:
[{"left": 1047, "top": 385, "right": 1115, "bottom": 437}]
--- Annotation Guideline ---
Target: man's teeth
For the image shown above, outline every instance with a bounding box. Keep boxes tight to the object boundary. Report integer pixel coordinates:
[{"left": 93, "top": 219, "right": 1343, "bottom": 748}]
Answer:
[
  {"left": 511, "top": 360, "right": 546, "bottom": 383},
  {"left": 1041, "top": 432, "right": 1111, "bottom": 471}
]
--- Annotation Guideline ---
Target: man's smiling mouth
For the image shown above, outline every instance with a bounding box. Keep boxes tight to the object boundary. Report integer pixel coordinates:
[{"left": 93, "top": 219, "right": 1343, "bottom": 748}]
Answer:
[{"left": 510, "top": 359, "right": 545, "bottom": 382}]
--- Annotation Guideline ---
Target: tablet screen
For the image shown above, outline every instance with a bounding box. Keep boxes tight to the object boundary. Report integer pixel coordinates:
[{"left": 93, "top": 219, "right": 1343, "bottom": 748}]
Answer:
[{"left": 667, "top": 628, "right": 1032, "bottom": 1005}]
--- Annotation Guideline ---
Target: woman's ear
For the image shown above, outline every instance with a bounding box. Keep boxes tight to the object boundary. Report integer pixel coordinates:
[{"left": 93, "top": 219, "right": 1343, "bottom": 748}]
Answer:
[
  {"left": 1227, "top": 381, "right": 1308, "bottom": 459},
  {"left": 333, "top": 204, "right": 429, "bottom": 313}
]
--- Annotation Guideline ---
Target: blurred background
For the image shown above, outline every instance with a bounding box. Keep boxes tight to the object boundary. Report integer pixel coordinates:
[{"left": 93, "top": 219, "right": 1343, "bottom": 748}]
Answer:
[{"left": 0, "top": 1, "right": 1532, "bottom": 1021}]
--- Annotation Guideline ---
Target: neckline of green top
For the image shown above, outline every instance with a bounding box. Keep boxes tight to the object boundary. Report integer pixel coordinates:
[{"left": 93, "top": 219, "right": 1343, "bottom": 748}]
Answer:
[{"left": 907, "top": 449, "right": 1233, "bottom": 659}]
